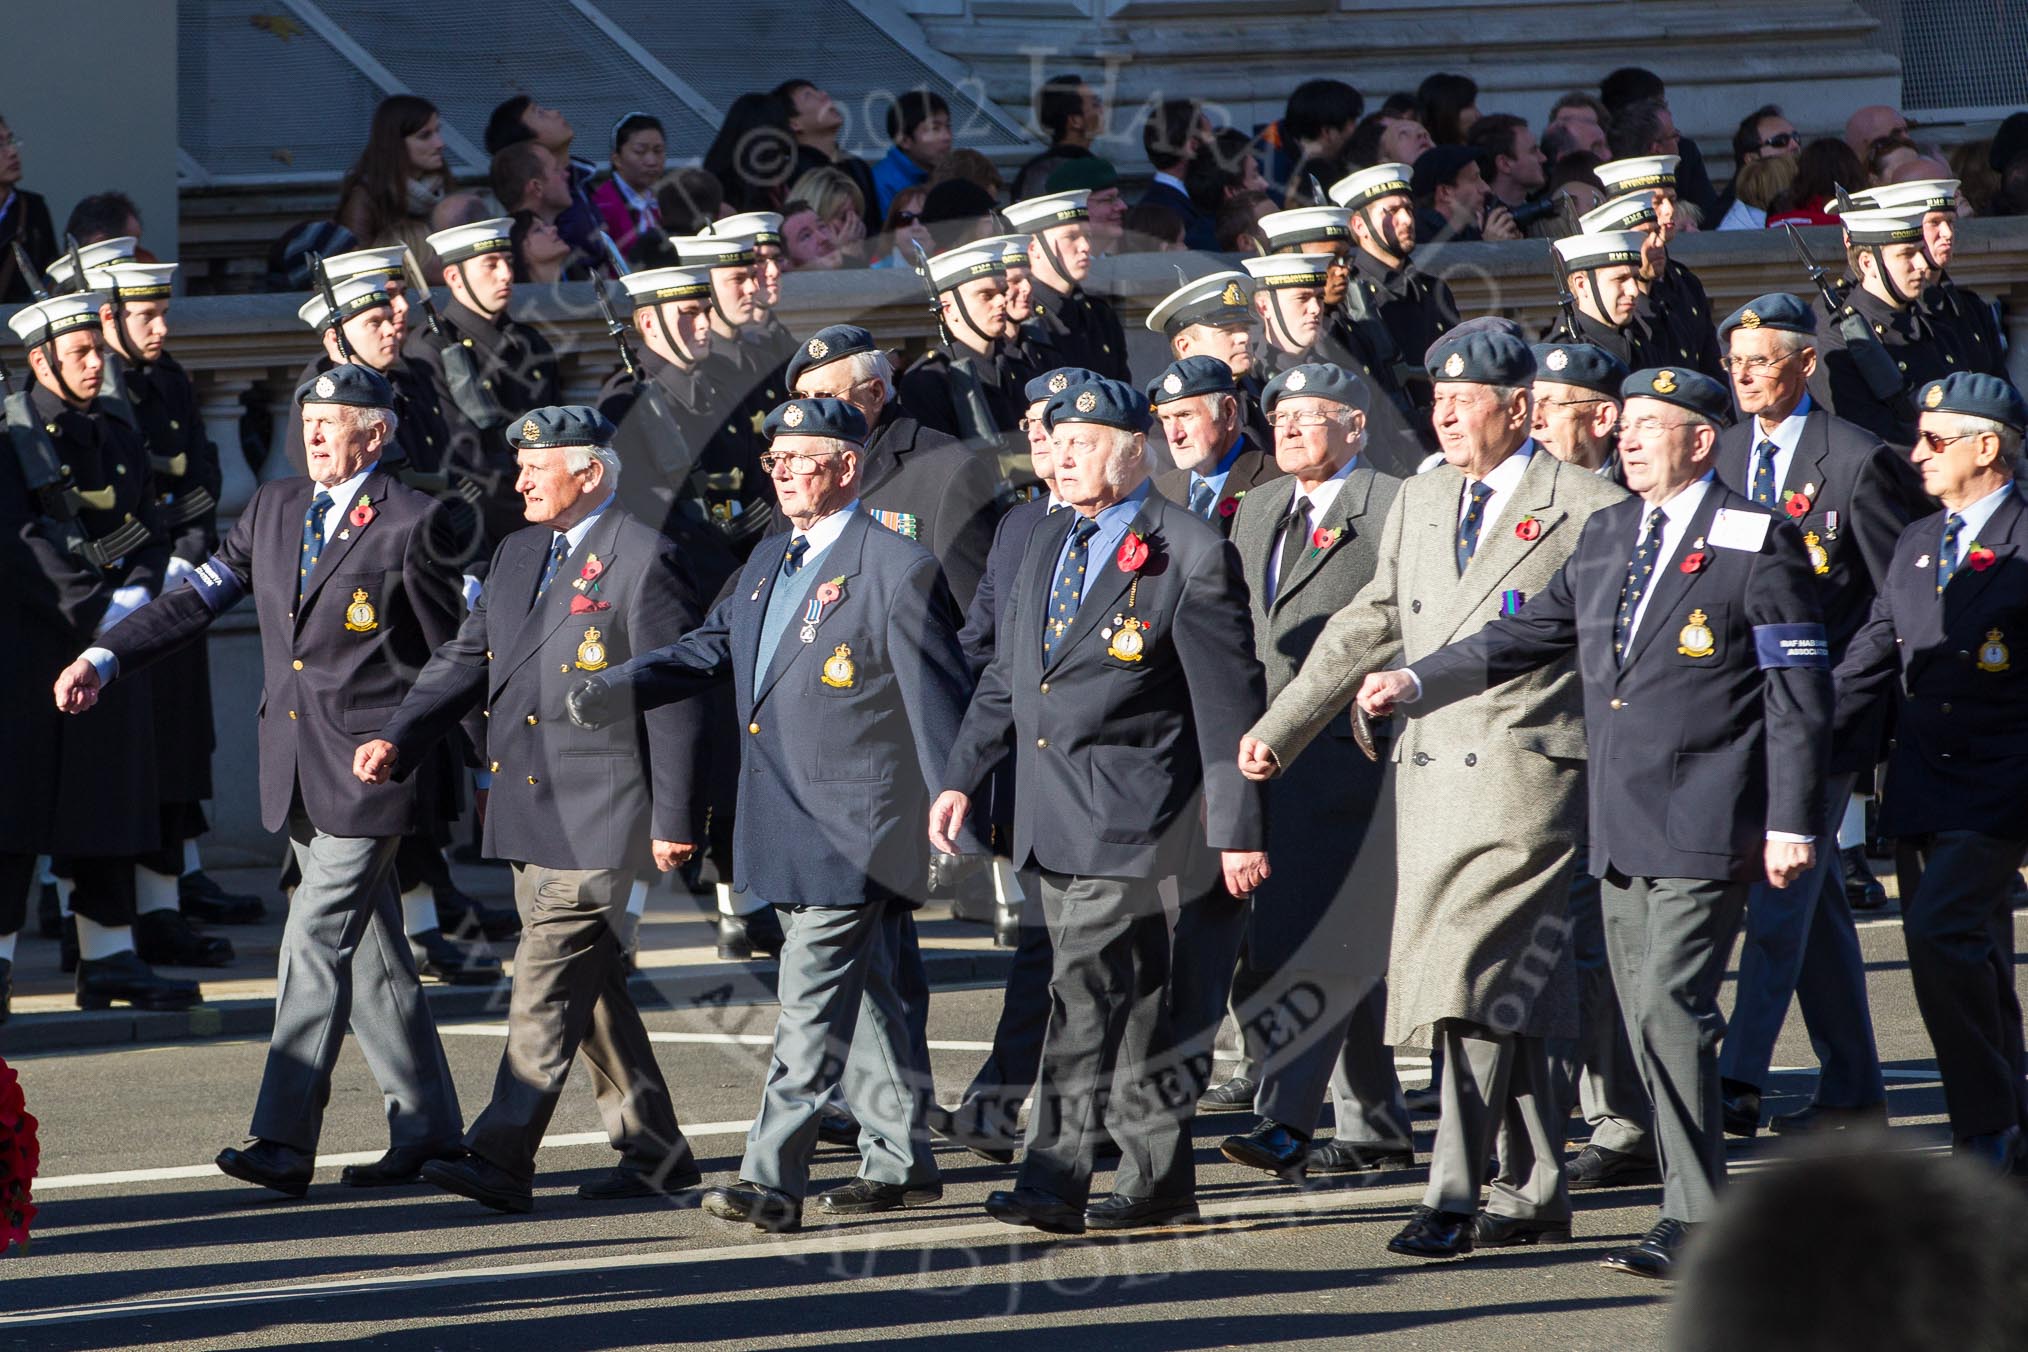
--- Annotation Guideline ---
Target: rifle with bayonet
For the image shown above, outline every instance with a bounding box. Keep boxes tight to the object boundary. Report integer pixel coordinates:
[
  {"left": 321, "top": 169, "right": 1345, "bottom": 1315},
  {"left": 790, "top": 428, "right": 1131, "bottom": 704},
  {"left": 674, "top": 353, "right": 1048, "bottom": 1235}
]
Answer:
[{"left": 1786, "top": 221, "right": 1904, "bottom": 402}]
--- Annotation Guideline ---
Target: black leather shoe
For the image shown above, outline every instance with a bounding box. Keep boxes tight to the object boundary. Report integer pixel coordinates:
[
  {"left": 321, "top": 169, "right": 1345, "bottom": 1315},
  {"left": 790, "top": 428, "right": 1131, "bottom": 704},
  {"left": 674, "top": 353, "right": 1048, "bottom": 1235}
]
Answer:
[
  {"left": 717, "top": 908, "right": 785, "bottom": 960},
  {"left": 1220, "top": 1120, "right": 1310, "bottom": 1179},
  {"left": 1196, "top": 1075, "right": 1257, "bottom": 1112},
  {"left": 340, "top": 1140, "right": 462, "bottom": 1187},
  {"left": 1769, "top": 1100, "right": 1889, "bottom": 1134},
  {"left": 0, "top": 957, "right": 11, "bottom": 1027},
  {"left": 216, "top": 1139, "right": 314, "bottom": 1197},
  {"left": 421, "top": 1153, "right": 534, "bottom": 1213},
  {"left": 60, "top": 914, "right": 78, "bottom": 973},
  {"left": 816, "top": 1109, "right": 860, "bottom": 1149},
  {"left": 178, "top": 870, "right": 267, "bottom": 925},
  {"left": 1306, "top": 1138, "right": 1415, "bottom": 1175},
  {"left": 926, "top": 1104, "right": 1018, "bottom": 1164},
  {"left": 1086, "top": 1193, "right": 1199, "bottom": 1230},
  {"left": 409, "top": 928, "right": 504, "bottom": 985},
  {"left": 76, "top": 951, "right": 202, "bottom": 1010},
  {"left": 702, "top": 1181, "right": 801, "bottom": 1232},
  {"left": 1721, "top": 1080, "right": 1761, "bottom": 1139},
  {"left": 1387, "top": 1208, "right": 1474, "bottom": 1258},
  {"left": 577, "top": 1157, "right": 704, "bottom": 1199},
  {"left": 817, "top": 1178, "right": 944, "bottom": 1214},
  {"left": 1473, "top": 1210, "right": 1572, "bottom": 1246},
  {"left": 135, "top": 908, "right": 235, "bottom": 968},
  {"left": 1601, "top": 1218, "right": 1693, "bottom": 1279},
  {"left": 37, "top": 880, "right": 60, "bottom": 938},
  {"left": 985, "top": 1186, "right": 1085, "bottom": 1234},
  {"left": 1955, "top": 1125, "right": 2025, "bottom": 1175},
  {"left": 1841, "top": 845, "right": 1889, "bottom": 912},
  {"left": 993, "top": 900, "right": 1021, "bottom": 949},
  {"left": 1402, "top": 1085, "right": 1442, "bottom": 1115},
  {"left": 1565, "top": 1143, "right": 1661, "bottom": 1190},
  {"left": 434, "top": 884, "right": 521, "bottom": 942}
]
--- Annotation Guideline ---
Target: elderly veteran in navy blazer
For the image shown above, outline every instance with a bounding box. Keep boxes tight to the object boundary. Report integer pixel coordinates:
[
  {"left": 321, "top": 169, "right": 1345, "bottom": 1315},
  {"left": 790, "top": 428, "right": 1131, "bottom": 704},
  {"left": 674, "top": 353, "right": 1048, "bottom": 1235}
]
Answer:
[
  {"left": 56, "top": 363, "right": 464, "bottom": 1198},
  {"left": 567, "top": 395, "right": 973, "bottom": 1233},
  {"left": 933, "top": 376, "right": 1269, "bottom": 1236},
  {"left": 351, "top": 405, "right": 706, "bottom": 1214},
  {"left": 1149, "top": 354, "right": 1284, "bottom": 534},
  {"left": 1711, "top": 293, "right": 1920, "bottom": 1140},
  {"left": 1834, "top": 372, "right": 2028, "bottom": 1173},
  {"left": 1361, "top": 365, "right": 1831, "bottom": 1280}
]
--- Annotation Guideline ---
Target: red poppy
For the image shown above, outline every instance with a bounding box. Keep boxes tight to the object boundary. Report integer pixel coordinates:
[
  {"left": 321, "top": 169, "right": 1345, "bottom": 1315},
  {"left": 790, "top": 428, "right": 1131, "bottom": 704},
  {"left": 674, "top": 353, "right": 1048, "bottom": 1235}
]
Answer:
[
  {"left": 580, "top": 557, "right": 604, "bottom": 582},
  {"left": 349, "top": 502, "right": 374, "bottom": 529},
  {"left": 1967, "top": 546, "right": 1997, "bottom": 572},
  {"left": 1514, "top": 516, "right": 1541, "bottom": 542},
  {"left": 1116, "top": 531, "right": 1150, "bottom": 573},
  {"left": 1217, "top": 497, "right": 1239, "bottom": 518},
  {"left": 1680, "top": 551, "right": 1709, "bottom": 574},
  {"left": 1311, "top": 526, "right": 1340, "bottom": 550},
  {"left": 569, "top": 595, "right": 610, "bottom": 613},
  {"left": 816, "top": 579, "right": 843, "bottom": 605},
  {"left": 1784, "top": 492, "right": 1812, "bottom": 519}
]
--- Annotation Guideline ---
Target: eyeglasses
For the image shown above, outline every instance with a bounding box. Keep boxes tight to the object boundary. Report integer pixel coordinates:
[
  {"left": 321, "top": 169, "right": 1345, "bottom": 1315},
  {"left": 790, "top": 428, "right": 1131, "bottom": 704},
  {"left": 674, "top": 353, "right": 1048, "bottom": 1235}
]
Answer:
[
  {"left": 1621, "top": 416, "right": 1697, "bottom": 437},
  {"left": 1915, "top": 430, "right": 1980, "bottom": 454},
  {"left": 1535, "top": 396, "right": 1607, "bottom": 410},
  {"left": 1758, "top": 132, "right": 1799, "bottom": 151},
  {"left": 0, "top": 134, "right": 19, "bottom": 151},
  {"left": 1270, "top": 412, "right": 1344, "bottom": 431},
  {"left": 1718, "top": 351, "right": 1801, "bottom": 375},
  {"left": 758, "top": 449, "right": 845, "bottom": 474}
]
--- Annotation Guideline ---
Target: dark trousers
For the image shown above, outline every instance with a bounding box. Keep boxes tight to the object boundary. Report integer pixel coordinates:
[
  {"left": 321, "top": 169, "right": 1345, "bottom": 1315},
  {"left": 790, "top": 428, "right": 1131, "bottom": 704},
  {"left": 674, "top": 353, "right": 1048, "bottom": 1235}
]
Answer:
[
  {"left": 47, "top": 856, "right": 138, "bottom": 926},
  {"left": 1022, "top": 872, "right": 1192, "bottom": 1208},
  {"left": 956, "top": 874, "right": 1052, "bottom": 1142},
  {"left": 0, "top": 852, "right": 32, "bottom": 935},
  {"left": 1548, "top": 869, "right": 1652, "bottom": 1156},
  {"left": 1902, "top": 831, "right": 2028, "bottom": 1140},
  {"left": 1167, "top": 872, "right": 1248, "bottom": 1099}
]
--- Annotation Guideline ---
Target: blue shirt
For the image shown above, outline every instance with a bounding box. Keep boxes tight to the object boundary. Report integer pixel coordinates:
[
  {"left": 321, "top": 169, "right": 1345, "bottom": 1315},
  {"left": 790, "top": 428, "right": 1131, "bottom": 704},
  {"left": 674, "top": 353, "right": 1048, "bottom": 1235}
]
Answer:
[
  {"left": 1049, "top": 481, "right": 1151, "bottom": 616},
  {"left": 1187, "top": 436, "right": 1251, "bottom": 505},
  {"left": 1949, "top": 482, "right": 2014, "bottom": 564},
  {"left": 1751, "top": 391, "right": 1814, "bottom": 494},
  {"left": 871, "top": 145, "right": 929, "bottom": 220}
]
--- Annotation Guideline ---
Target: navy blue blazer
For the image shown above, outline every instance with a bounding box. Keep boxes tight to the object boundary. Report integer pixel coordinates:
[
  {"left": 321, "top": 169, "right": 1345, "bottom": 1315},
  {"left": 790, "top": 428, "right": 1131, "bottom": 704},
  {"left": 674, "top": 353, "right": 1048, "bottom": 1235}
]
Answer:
[
  {"left": 957, "top": 496, "right": 1052, "bottom": 677},
  {"left": 600, "top": 510, "right": 974, "bottom": 907},
  {"left": 1135, "top": 179, "right": 1217, "bottom": 253},
  {"left": 1834, "top": 490, "right": 2028, "bottom": 839},
  {"left": 1414, "top": 485, "right": 1831, "bottom": 882}
]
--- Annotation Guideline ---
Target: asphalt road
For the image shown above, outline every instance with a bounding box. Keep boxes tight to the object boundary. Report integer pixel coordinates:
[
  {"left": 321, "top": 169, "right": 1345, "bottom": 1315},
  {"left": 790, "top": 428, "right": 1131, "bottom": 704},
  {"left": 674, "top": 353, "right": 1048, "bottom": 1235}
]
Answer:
[{"left": 2, "top": 909, "right": 2018, "bottom": 1351}]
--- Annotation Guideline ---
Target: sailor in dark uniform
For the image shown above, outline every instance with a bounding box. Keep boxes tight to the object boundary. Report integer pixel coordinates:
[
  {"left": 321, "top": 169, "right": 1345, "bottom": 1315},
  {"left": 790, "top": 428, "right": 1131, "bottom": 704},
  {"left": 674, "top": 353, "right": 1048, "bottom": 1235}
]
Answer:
[
  {"left": 1549, "top": 230, "right": 1666, "bottom": 371},
  {"left": 1005, "top": 190, "right": 1128, "bottom": 381},
  {"left": 1849, "top": 179, "right": 2007, "bottom": 380},
  {"left": 1328, "top": 161, "right": 1461, "bottom": 435},
  {"left": 1593, "top": 156, "right": 1724, "bottom": 382},
  {"left": 712, "top": 211, "right": 801, "bottom": 380},
  {"left": 896, "top": 240, "right": 1028, "bottom": 443},
  {"left": 1143, "top": 270, "right": 1268, "bottom": 447},
  {"left": 675, "top": 230, "right": 791, "bottom": 538}
]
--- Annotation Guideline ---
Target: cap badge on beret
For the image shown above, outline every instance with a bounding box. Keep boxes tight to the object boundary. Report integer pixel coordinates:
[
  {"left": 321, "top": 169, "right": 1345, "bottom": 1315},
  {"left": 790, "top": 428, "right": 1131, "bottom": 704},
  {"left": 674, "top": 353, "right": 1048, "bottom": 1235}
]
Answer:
[
  {"left": 314, "top": 375, "right": 336, "bottom": 399},
  {"left": 783, "top": 403, "right": 806, "bottom": 428},
  {"left": 1546, "top": 348, "right": 1569, "bottom": 372},
  {"left": 1287, "top": 370, "right": 1308, "bottom": 392},
  {"left": 1075, "top": 389, "right": 1099, "bottom": 413},
  {"left": 807, "top": 338, "right": 829, "bottom": 360},
  {"left": 520, "top": 417, "right": 541, "bottom": 441},
  {"left": 1049, "top": 372, "right": 1069, "bottom": 393},
  {"left": 1219, "top": 281, "right": 1244, "bottom": 307},
  {"left": 1653, "top": 369, "right": 1678, "bottom": 395},
  {"left": 1163, "top": 373, "right": 1183, "bottom": 395},
  {"left": 1740, "top": 309, "right": 1762, "bottom": 330},
  {"left": 1926, "top": 384, "right": 1944, "bottom": 408},
  {"left": 1444, "top": 352, "right": 1465, "bottom": 378}
]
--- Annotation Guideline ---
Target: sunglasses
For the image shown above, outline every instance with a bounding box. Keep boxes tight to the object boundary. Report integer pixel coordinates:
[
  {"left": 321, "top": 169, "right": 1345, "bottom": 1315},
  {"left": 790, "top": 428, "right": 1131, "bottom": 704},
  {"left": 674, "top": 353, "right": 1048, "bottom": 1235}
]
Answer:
[
  {"left": 895, "top": 211, "right": 922, "bottom": 225},
  {"left": 1758, "top": 131, "right": 1798, "bottom": 151}
]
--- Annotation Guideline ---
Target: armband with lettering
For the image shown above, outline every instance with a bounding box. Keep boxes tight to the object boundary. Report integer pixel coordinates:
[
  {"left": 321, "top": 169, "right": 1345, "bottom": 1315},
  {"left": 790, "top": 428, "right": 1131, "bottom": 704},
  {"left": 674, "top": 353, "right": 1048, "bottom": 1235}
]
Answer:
[
  {"left": 185, "top": 554, "right": 248, "bottom": 614},
  {"left": 1753, "top": 623, "right": 1829, "bottom": 669}
]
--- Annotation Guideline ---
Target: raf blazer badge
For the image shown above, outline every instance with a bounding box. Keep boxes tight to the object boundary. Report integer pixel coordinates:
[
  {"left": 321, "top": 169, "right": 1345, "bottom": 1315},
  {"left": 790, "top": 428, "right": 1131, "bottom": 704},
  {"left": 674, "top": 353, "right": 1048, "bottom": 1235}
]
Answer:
[
  {"left": 1977, "top": 629, "right": 2010, "bottom": 672},
  {"left": 1105, "top": 615, "right": 1148, "bottom": 662},
  {"left": 343, "top": 588, "right": 378, "bottom": 633},
  {"left": 575, "top": 627, "right": 609, "bottom": 671},
  {"left": 1676, "top": 608, "right": 1716, "bottom": 658},
  {"left": 821, "top": 643, "right": 856, "bottom": 687},
  {"left": 1803, "top": 531, "right": 1830, "bottom": 575}
]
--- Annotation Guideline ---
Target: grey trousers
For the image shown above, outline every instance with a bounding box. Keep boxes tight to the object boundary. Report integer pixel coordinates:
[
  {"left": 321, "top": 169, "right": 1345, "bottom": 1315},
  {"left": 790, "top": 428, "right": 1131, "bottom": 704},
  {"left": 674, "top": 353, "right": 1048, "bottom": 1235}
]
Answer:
[
  {"left": 1723, "top": 775, "right": 1885, "bottom": 1106},
  {"left": 955, "top": 877, "right": 1051, "bottom": 1143},
  {"left": 1600, "top": 872, "right": 1749, "bottom": 1224},
  {"left": 1548, "top": 870, "right": 1653, "bottom": 1156},
  {"left": 1022, "top": 872, "right": 1193, "bottom": 1207},
  {"left": 742, "top": 900, "right": 936, "bottom": 1199},
  {"left": 1427, "top": 1019, "right": 1569, "bottom": 1221},
  {"left": 251, "top": 815, "right": 460, "bottom": 1153},
  {"left": 463, "top": 863, "right": 689, "bottom": 1182},
  {"left": 1255, "top": 979, "right": 1413, "bottom": 1148}
]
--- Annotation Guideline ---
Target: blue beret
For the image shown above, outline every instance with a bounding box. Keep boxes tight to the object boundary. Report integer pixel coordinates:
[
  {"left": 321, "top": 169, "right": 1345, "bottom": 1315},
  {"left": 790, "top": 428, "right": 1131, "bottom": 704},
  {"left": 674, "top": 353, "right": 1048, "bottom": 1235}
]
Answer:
[
  {"left": 1427, "top": 328, "right": 1536, "bottom": 386},
  {"left": 1622, "top": 366, "right": 1732, "bottom": 424},
  {"left": 1044, "top": 377, "right": 1152, "bottom": 434},
  {"left": 1718, "top": 292, "right": 1816, "bottom": 344},
  {"left": 1148, "top": 355, "right": 1236, "bottom": 407},
  {"left": 1024, "top": 365, "right": 1103, "bottom": 406},
  {"left": 1531, "top": 342, "right": 1629, "bottom": 399},
  {"left": 508, "top": 404, "right": 618, "bottom": 450},
  {"left": 1261, "top": 362, "right": 1370, "bottom": 413},
  {"left": 762, "top": 396, "right": 868, "bottom": 444},
  {"left": 295, "top": 363, "right": 393, "bottom": 410},
  {"left": 785, "top": 324, "right": 879, "bottom": 389},
  {"left": 1918, "top": 372, "right": 2028, "bottom": 432}
]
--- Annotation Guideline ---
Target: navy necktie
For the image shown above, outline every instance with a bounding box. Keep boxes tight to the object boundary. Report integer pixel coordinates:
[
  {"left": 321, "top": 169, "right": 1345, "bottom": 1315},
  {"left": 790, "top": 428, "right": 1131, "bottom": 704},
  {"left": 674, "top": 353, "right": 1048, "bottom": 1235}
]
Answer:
[
  {"left": 1187, "top": 478, "right": 1217, "bottom": 519},
  {"left": 1750, "top": 439, "right": 1780, "bottom": 508},
  {"left": 1615, "top": 506, "right": 1664, "bottom": 663},
  {"left": 1044, "top": 518, "right": 1099, "bottom": 660},
  {"left": 299, "top": 490, "right": 333, "bottom": 605},
  {"left": 534, "top": 534, "right": 569, "bottom": 604},
  {"left": 1937, "top": 513, "right": 1965, "bottom": 592},
  {"left": 781, "top": 535, "right": 810, "bottom": 577},
  {"left": 1456, "top": 481, "right": 1494, "bottom": 573}
]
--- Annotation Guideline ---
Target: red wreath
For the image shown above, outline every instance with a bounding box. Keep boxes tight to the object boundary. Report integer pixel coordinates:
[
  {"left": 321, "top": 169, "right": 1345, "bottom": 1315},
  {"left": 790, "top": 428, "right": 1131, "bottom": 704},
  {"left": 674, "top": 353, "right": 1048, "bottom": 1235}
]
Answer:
[
  {"left": 348, "top": 499, "right": 375, "bottom": 529},
  {"left": 1967, "top": 546, "right": 1997, "bottom": 572},
  {"left": 1784, "top": 492, "right": 1812, "bottom": 519},
  {"left": 1514, "top": 516, "right": 1542, "bottom": 541},
  {"left": 569, "top": 594, "right": 610, "bottom": 614},
  {"left": 1116, "top": 531, "right": 1150, "bottom": 573},
  {"left": 1680, "top": 550, "right": 1710, "bottom": 574},
  {"left": 0, "top": 1060, "right": 38, "bottom": 1255}
]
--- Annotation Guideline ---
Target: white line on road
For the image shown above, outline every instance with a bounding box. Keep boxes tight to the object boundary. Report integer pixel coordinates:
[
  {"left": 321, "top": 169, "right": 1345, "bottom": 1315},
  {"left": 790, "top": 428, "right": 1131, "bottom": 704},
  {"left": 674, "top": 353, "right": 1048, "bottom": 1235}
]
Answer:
[{"left": 434, "top": 1024, "right": 1000, "bottom": 1051}]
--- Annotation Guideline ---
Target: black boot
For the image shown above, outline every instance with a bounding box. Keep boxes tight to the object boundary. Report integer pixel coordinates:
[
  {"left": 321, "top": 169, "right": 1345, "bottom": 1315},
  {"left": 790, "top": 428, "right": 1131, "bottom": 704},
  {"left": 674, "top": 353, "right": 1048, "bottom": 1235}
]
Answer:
[
  {"left": 0, "top": 956, "right": 11, "bottom": 1025},
  {"left": 993, "top": 899, "right": 1021, "bottom": 949},
  {"left": 718, "top": 907, "right": 783, "bottom": 960},
  {"left": 409, "top": 928, "right": 504, "bottom": 985},
  {"left": 178, "top": 869, "right": 267, "bottom": 925},
  {"left": 135, "top": 908, "right": 235, "bottom": 968},
  {"left": 76, "top": 950, "right": 203, "bottom": 1010},
  {"left": 1841, "top": 846, "right": 1888, "bottom": 912},
  {"left": 36, "top": 881, "right": 59, "bottom": 939},
  {"left": 433, "top": 883, "right": 521, "bottom": 942},
  {"left": 61, "top": 913, "right": 78, "bottom": 973}
]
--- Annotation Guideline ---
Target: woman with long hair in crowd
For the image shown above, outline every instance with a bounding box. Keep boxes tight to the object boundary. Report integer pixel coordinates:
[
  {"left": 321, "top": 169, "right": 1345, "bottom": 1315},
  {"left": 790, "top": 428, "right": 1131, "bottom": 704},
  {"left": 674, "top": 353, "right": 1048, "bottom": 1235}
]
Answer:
[
  {"left": 789, "top": 166, "right": 867, "bottom": 265},
  {"left": 593, "top": 112, "right": 666, "bottom": 256},
  {"left": 866, "top": 184, "right": 932, "bottom": 269},
  {"left": 336, "top": 94, "right": 453, "bottom": 268},
  {"left": 703, "top": 91, "right": 797, "bottom": 215}
]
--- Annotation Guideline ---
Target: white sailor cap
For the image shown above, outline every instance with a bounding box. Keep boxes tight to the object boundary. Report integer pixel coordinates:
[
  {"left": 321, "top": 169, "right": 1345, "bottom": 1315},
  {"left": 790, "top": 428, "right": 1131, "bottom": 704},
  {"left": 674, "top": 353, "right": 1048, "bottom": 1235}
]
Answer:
[
  {"left": 424, "top": 217, "right": 514, "bottom": 265},
  {"left": 1580, "top": 191, "right": 1658, "bottom": 234},
  {"left": 319, "top": 245, "right": 410, "bottom": 283},
  {"left": 91, "top": 261, "right": 178, "bottom": 300},
  {"left": 971, "top": 233, "right": 1031, "bottom": 269},
  {"left": 44, "top": 237, "right": 140, "bottom": 291},
  {"left": 1256, "top": 206, "right": 1353, "bottom": 251},
  {"left": 921, "top": 243, "right": 1008, "bottom": 292},
  {"left": 1329, "top": 163, "right": 1415, "bottom": 211},
  {"left": 1840, "top": 205, "right": 1928, "bottom": 245},
  {"left": 1145, "top": 270, "right": 1254, "bottom": 334},
  {"left": 8, "top": 291, "right": 109, "bottom": 346},
  {"left": 671, "top": 234, "right": 756, "bottom": 269},
  {"left": 710, "top": 212, "right": 785, "bottom": 248},
  {"left": 618, "top": 265, "right": 714, "bottom": 308},
  {"left": 1002, "top": 190, "right": 1089, "bottom": 233},
  {"left": 1845, "top": 179, "right": 1959, "bottom": 215},
  {"left": 1240, "top": 253, "right": 1335, "bottom": 289},
  {"left": 1554, "top": 231, "right": 1647, "bottom": 270},
  {"left": 296, "top": 275, "right": 393, "bottom": 331},
  {"left": 1595, "top": 155, "right": 1680, "bottom": 196}
]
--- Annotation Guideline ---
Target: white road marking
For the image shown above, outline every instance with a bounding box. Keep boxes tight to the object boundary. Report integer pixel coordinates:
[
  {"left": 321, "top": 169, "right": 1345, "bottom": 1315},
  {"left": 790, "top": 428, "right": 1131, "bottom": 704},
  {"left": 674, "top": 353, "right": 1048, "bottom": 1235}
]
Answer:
[{"left": 433, "top": 1024, "right": 1001, "bottom": 1052}]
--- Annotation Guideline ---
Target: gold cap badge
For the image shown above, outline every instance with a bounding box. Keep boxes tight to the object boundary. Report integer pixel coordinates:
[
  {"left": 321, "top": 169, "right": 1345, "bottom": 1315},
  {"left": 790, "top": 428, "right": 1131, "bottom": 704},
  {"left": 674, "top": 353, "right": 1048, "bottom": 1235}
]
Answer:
[
  {"left": 1219, "top": 281, "right": 1244, "bottom": 306},
  {"left": 1740, "top": 308, "right": 1761, "bottom": 328},
  {"left": 520, "top": 417, "right": 541, "bottom": 441},
  {"left": 1075, "top": 389, "right": 1098, "bottom": 413},
  {"left": 1925, "top": 384, "right": 1944, "bottom": 408},
  {"left": 1048, "top": 372, "right": 1069, "bottom": 393},
  {"left": 1653, "top": 369, "right": 1678, "bottom": 394}
]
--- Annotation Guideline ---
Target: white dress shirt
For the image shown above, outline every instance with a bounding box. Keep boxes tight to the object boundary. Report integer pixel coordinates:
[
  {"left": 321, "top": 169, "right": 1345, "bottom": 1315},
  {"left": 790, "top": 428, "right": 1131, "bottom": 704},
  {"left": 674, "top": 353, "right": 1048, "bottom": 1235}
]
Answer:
[
  {"left": 787, "top": 499, "right": 860, "bottom": 571},
  {"left": 1267, "top": 456, "right": 1358, "bottom": 600},
  {"left": 1456, "top": 441, "right": 1537, "bottom": 537},
  {"left": 1625, "top": 475, "right": 1713, "bottom": 644}
]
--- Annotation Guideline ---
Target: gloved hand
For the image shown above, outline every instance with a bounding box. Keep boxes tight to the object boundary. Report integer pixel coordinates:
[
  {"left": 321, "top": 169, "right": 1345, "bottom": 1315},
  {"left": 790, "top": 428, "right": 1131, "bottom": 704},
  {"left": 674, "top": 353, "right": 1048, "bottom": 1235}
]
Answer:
[{"left": 567, "top": 677, "right": 614, "bottom": 729}]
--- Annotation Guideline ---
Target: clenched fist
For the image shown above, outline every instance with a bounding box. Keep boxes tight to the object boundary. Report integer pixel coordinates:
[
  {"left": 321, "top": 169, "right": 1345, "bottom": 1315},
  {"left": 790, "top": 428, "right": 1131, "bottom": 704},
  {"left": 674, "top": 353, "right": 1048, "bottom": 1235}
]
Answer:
[{"left": 567, "top": 677, "right": 614, "bottom": 729}]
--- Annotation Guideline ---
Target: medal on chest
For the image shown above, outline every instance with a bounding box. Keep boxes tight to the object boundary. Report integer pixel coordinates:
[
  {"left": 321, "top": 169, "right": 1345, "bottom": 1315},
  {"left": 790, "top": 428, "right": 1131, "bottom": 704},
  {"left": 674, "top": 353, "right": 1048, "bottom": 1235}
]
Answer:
[
  {"left": 1676, "top": 608, "right": 1716, "bottom": 659},
  {"left": 1977, "top": 629, "right": 2010, "bottom": 673},
  {"left": 800, "top": 577, "right": 846, "bottom": 644},
  {"left": 343, "top": 588, "right": 378, "bottom": 633},
  {"left": 1101, "top": 577, "right": 1149, "bottom": 662},
  {"left": 575, "top": 627, "right": 609, "bottom": 671}
]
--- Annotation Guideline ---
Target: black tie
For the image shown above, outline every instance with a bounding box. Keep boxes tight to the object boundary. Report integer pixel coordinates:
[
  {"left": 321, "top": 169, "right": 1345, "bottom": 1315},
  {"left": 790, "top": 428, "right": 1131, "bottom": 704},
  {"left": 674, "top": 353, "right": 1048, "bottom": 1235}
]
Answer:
[
  {"left": 1275, "top": 497, "right": 1310, "bottom": 602},
  {"left": 1615, "top": 506, "right": 1664, "bottom": 663}
]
